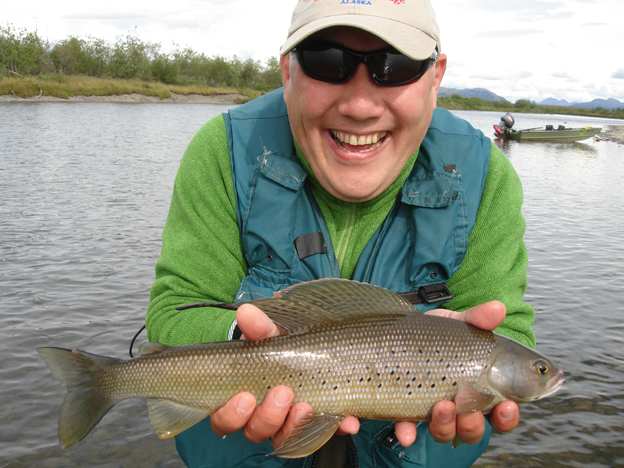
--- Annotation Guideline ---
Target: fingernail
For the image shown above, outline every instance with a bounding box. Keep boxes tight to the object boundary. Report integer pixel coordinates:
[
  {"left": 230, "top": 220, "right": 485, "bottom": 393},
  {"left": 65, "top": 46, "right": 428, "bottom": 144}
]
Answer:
[
  {"left": 500, "top": 407, "right": 515, "bottom": 421},
  {"left": 273, "top": 389, "right": 292, "bottom": 407},
  {"left": 237, "top": 395, "right": 254, "bottom": 413},
  {"left": 295, "top": 408, "right": 311, "bottom": 424},
  {"left": 439, "top": 411, "right": 454, "bottom": 424}
]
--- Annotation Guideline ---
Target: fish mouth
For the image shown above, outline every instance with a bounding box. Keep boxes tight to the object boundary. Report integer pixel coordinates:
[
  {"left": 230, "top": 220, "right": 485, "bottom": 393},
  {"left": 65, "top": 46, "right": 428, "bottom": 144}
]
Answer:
[
  {"left": 331, "top": 130, "right": 388, "bottom": 153},
  {"left": 534, "top": 370, "right": 566, "bottom": 400}
]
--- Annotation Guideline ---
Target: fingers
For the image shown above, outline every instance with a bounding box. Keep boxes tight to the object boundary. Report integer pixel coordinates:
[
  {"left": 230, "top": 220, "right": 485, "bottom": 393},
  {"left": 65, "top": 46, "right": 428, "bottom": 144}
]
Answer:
[
  {"left": 428, "top": 400, "right": 485, "bottom": 445},
  {"left": 395, "top": 421, "right": 417, "bottom": 447},
  {"left": 210, "top": 386, "right": 293, "bottom": 443},
  {"left": 336, "top": 416, "right": 360, "bottom": 436},
  {"left": 210, "top": 392, "right": 257, "bottom": 436},
  {"left": 456, "top": 411, "right": 486, "bottom": 445},
  {"left": 272, "top": 402, "right": 314, "bottom": 449},
  {"left": 243, "top": 386, "right": 294, "bottom": 443},
  {"left": 237, "top": 303, "right": 285, "bottom": 341},
  {"left": 489, "top": 400, "right": 520, "bottom": 433},
  {"left": 428, "top": 400, "right": 457, "bottom": 443},
  {"left": 425, "top": 301, "right": 506, "bottom": 331}
]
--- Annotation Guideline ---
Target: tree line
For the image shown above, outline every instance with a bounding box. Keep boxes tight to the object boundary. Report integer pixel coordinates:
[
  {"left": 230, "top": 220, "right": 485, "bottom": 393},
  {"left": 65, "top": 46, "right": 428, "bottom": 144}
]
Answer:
[{"left": 0, "top": 24, "right": 283, "bottom": 91}]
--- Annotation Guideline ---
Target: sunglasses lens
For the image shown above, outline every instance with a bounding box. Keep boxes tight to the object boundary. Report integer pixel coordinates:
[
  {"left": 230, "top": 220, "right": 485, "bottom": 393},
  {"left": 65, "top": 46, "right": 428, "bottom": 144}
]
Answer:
[
  {"left": 369, "top": 52, "right": 434, "bottom": 85},
  {"left": 299, "top": 48, "right": 352, "bottom": 82}
]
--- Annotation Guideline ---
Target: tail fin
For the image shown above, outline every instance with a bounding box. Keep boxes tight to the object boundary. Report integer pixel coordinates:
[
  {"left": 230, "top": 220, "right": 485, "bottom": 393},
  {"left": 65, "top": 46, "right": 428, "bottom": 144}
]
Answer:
[{"left": 38, "top": 347, "right": 121, "bottom": 448}]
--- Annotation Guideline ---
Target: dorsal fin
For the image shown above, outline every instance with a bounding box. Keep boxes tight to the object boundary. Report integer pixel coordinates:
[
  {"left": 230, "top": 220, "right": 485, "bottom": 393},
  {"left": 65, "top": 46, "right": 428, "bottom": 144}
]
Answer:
[
  {"left": 139, "top": 342, "right": 170, "bottom": 356},
  {"left": 247, "top": 279, "right": 416, "bottom": 332}
]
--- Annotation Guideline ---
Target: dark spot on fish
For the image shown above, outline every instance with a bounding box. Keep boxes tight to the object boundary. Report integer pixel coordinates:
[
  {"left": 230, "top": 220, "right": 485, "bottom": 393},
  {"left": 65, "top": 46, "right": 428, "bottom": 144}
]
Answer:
[
  {"left": 406, "top": 371, "right": 410, "bottom": 376},
  {"left": 367, "top": 377, "right": 372, "bottom": 382},
  {"left": 322, "top": 380, "right": 326, "bottom": 386},
  {"left": 419, "top": 349, "right": 423, "bottom": 354},
  {"left": 359, "top": 377, "right": 364, "bottom": 382},
  {"left": 396, "top": 377, "right": 401, "bottom": 381},
  {"left": 418, "top": 384, "right": 423, "bottom": 388},
  {"left": 453, "top": 382, "right": 457, "bottom": 386},
  {"left": 426, "top": 370, "right": 431, "bottom": 377},
  {"left": 378, "top": 384, "right": 382, "bottom": 388},
  {"left": 446, "top": 363, "right": 451, "bottom": 369},
  {"left": 267, "top": 386, "right": 271, "bottom": 390},
  {"left": 408, "top": 391, "right": 413, "bottom": 395},
  {"left": 333, "top": 386, "right": 338, "bottom": 391},
  {"left": 406, "top": 384, "right": 411, "bottom": 388},
  {"left": 426, "top": 358, "right": 431, "bottom": 364},
  {"left": 412, "top": 377, "right": 416, "bottom": 382},
  {"left": 390, "top": 370, "right": 395, "bottom": 375},
  {"left": 347, "top": 379, "right": 351, "bottom": 383},
  {"left": 441, "top": 376, "right": 447, "bottom": 382},
  {"left": 431, "top": 384, "right": 436, "bottom": 388},
  {"left": 436, "top": 349, "right": 440, "bottom": 354}
]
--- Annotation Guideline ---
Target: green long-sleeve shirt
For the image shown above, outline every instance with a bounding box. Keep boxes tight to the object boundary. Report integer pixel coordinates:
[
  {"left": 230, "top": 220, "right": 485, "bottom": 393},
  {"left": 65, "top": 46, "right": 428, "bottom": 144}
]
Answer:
[{"left": 146, "top": 114, "right": 536, "bottom": 348}]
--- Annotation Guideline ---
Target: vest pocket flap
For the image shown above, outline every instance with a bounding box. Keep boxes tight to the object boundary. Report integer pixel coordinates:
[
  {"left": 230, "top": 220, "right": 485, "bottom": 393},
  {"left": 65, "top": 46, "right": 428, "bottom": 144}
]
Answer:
[
  {"left": 401, "top": 176, "right": 456, "bottom": 207},
  {"left": 259, "top": 153, "right": 307, "bottom": 190}
]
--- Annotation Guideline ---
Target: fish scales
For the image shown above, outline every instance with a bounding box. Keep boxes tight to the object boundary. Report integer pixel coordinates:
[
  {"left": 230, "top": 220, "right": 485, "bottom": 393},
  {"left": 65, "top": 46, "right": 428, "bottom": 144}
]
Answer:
[
  {"left": 38, "top": 278, "right": 564, "bottom": 453},
  {"left": 92, "top": 313, "right": 494, "bottom": 421}
]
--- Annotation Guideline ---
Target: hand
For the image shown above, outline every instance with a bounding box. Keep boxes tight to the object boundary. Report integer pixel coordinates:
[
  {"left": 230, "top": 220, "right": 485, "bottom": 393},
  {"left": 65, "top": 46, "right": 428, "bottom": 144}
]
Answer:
[
  {"left": 209, "top": 303, "right": 360, "bottom": 449},
  {"left": 394, "top": 301, "right": 520, "bottom": 447}
]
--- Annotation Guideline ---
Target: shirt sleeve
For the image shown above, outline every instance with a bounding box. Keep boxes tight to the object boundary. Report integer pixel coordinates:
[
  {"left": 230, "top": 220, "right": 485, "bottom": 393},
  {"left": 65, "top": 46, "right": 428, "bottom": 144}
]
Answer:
[
  {"left": 145, "top": 115, "right": 247, "bottom": 346},
  {"left": 445, "top": 142, "right": 536, "bottom": 348}
]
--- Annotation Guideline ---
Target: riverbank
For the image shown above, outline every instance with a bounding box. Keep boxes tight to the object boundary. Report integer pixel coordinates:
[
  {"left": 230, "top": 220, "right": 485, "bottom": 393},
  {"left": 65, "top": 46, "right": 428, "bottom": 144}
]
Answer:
[
  {"left": 599, "top": 124, "right": 624, "bottom": 145},
  {"left": 0, "top": 91, "right": 247, "bottom": 104}
]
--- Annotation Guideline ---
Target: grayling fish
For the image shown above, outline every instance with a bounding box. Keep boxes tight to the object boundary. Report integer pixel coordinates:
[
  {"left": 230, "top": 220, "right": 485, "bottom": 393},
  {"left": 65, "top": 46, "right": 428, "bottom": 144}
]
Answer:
[{"left": 38, "top": 279, "right": 564, "bottom": 458}]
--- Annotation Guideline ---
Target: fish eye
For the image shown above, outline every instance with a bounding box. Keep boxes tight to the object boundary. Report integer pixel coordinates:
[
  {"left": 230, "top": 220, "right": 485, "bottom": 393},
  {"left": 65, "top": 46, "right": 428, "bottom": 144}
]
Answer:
[{"left": 535, "top": 361, "right": 549, "bottom": 375}]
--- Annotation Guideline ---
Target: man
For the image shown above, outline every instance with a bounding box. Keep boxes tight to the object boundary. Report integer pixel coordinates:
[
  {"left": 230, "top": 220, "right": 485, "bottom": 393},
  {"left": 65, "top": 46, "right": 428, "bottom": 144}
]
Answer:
[{"left": 146, "top": 0, "right": 535, "bottom": 466}]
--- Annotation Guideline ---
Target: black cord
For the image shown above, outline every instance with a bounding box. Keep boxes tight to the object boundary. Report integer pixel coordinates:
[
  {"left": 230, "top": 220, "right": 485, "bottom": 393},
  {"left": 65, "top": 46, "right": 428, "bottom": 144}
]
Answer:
[{"left": 129, "top": 324, "right": 146, "bottom": 358}]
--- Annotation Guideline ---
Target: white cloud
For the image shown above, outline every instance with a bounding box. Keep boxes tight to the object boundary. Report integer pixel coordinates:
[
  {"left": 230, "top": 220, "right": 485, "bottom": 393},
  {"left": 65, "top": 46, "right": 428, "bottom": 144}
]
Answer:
[{"left": 612, "top": 68, "right": 624, "bottom": 79}]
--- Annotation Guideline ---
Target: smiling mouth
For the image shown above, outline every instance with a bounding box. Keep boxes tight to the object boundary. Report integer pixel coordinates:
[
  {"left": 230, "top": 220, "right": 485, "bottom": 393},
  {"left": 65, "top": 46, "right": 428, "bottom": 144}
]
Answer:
[{"left": 331, "top": 130, "right": 387, "bottom": 153}]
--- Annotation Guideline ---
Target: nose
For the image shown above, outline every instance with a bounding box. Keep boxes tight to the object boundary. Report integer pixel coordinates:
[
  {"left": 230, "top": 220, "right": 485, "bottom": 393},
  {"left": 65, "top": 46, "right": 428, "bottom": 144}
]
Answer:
[{"left": 336, "top": 63, "right": 385, "bottom": 121}]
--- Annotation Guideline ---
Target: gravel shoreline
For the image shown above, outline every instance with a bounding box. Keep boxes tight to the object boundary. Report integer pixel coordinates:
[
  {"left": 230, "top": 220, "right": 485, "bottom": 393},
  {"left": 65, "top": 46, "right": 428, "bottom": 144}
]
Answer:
[
  {"left": 0, "top": 92, "right": 247, "bottom": 104},
  {"left": 599, "top": 124, "right": 624, "bottom": 145}
]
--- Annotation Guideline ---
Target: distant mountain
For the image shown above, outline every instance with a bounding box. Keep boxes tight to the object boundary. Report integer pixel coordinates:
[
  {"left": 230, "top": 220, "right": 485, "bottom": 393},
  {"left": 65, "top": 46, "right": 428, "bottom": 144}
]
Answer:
[
  {"left": 539, "top": 97, "right": 571, "bottom": 106},
  {"left": 438, "top": 87, "right": 508, "bottom": 102},
  {"left": 571, "top": 98, "right": 624, "bottom": 110}
]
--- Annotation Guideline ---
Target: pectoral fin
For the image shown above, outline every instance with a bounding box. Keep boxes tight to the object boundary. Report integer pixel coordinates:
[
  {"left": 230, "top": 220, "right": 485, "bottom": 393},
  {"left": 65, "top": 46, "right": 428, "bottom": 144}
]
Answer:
[
  {"left": 270, "top": 413, "right": 343, "bottom": 459},
  {"left": 454, "top": 380, "right": 495, "bottom": 414},
  {"left": 146, "top": 399, "right": 211, "bottom": 438}
]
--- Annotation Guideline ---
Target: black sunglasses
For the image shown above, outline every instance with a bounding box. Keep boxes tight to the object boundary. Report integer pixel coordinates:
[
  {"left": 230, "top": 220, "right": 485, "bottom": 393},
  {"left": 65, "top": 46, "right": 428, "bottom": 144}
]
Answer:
[{"left": 292, "top": 43, "right": 438, "bottom": 87}]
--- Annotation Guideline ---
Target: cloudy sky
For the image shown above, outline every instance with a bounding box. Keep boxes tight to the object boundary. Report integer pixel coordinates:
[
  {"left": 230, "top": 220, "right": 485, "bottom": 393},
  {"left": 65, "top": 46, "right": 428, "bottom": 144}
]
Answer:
[{"left": 4, "top": 0, "right": 623, "bottom": 103}]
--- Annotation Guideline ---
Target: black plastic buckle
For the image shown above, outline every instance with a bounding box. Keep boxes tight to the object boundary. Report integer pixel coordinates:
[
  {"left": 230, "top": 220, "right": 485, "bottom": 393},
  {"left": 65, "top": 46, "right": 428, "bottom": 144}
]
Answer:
[
  {"left": 398, "top": 283, "right": 453, "bottom": 305},
  {"left": 418, "top": 283, "right": 454, "bottom": 304}
]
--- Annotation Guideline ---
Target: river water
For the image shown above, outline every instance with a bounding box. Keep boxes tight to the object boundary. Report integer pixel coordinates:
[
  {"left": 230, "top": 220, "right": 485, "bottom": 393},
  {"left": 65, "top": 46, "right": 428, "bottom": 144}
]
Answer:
[{"left": 1, "top": 102, "right": 623, "bottom": 468}]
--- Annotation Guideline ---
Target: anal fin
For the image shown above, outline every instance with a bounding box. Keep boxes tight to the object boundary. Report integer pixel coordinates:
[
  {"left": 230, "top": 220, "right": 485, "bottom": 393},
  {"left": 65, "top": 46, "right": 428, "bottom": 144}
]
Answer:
[
  {"left": 454, "top": 380, "right": 495, "bottom": 414},
  {"left": 270, "top": 413, "right": 343, "bottom": 459},
  {"left": 146, "top": 399, "right": 211, "bottom": 438}
]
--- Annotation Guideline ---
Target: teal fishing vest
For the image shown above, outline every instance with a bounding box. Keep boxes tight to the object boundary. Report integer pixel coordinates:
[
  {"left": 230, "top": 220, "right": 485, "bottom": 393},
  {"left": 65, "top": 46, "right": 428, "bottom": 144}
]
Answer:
[{"left": 176, "top": 89, "right": 493, "bottom": 468}]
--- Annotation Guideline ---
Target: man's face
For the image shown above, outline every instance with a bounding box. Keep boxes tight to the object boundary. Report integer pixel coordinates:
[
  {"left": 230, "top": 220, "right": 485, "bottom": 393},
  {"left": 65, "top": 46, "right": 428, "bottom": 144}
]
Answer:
[{"left": 281, "top": 27, "right": 447, "bottom": 203}]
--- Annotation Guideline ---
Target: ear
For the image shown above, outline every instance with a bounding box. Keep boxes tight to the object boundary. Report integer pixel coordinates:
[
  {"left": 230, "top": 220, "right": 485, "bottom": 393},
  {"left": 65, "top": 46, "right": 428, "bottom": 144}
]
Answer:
[
  {"left": 280, "top": 54, "right": 291, "bottom": 103},
  {"left": 433, "top": 53, "right": 447, "bottom": 94}
]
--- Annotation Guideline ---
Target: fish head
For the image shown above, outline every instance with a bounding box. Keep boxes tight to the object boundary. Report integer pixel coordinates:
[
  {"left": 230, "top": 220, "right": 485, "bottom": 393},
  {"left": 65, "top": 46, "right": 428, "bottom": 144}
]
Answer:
[{"left": 486, "top": 337, "right": 565, "bottom": 403}]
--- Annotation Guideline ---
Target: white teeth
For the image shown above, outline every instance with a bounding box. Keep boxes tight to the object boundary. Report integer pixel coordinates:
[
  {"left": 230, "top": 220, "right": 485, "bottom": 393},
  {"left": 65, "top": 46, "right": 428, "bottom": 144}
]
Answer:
[{"left": 331, "top": 130, "right": 387, "bottom": 152}]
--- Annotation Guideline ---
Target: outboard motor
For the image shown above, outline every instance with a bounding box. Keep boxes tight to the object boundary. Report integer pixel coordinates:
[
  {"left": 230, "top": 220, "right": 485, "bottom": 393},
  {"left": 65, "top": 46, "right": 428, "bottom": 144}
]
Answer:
[{"left": 493, "top": 113, "right": 515, "bottom": 137}]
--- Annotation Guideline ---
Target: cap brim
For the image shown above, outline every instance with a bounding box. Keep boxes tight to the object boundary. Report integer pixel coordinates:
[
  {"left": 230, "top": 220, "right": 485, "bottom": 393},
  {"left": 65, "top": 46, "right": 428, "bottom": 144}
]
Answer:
[{"left": 280, "top": 15, "right": 438, "bottom": 60}]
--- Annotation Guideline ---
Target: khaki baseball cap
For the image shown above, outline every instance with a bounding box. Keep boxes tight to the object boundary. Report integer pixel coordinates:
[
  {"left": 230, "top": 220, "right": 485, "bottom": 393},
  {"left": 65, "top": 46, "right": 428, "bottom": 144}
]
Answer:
[{"left": 280, "top": 0, "right": 441, "bottom": 61}]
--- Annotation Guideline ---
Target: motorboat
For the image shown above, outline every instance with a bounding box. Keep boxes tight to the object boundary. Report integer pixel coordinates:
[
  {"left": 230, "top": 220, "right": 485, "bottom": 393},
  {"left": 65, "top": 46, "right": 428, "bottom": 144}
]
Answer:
[{"left": 493, "top": 113, "right": 601, "bottom": 142}]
